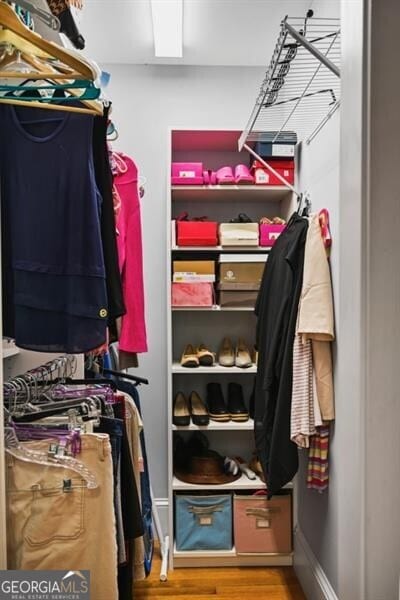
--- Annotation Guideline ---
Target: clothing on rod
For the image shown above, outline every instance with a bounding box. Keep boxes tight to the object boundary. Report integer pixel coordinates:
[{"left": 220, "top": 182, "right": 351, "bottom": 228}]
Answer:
[
  {"left": 0, "top": 104, "right": 108, "bottom": 353},
  {"left": 254, "top": 212, "right": 309, "bottom": 494}
]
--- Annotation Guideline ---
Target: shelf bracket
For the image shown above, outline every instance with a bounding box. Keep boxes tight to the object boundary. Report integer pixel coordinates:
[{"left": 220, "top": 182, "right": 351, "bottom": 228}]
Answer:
[{"left": 243, "top": 143, "right": 300, "bottom": 197}]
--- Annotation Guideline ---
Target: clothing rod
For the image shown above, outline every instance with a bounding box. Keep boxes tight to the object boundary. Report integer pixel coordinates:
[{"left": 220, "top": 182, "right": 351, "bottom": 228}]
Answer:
[
  {"left": 284, "top": 21, "right": 340, "bottom": 78},
  {"left": 14, "top": 0, "right": 60, "bottom": 30}
]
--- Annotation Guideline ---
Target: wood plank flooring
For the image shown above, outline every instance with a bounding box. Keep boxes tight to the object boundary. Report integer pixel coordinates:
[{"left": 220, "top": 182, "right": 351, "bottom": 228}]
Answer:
[{"left": 135, "top": 552, "right": 306, "bottom": 599}]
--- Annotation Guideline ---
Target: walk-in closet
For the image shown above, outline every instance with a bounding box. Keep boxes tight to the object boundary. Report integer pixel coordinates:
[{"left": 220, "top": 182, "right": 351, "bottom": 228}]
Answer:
[{"left": 1, "top": 1, "right": 399, "bottom": 600}]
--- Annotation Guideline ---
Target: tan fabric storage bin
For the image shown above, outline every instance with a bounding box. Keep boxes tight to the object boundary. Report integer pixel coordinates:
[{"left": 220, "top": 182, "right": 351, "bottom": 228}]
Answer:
[{"left": 234, "top": 493, "right": 292, "bottom": 554}]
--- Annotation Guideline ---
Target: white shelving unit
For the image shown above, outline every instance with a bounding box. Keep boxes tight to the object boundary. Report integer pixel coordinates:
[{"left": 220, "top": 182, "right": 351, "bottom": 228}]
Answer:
[{"left": 167, "top": 129, "right": 296, "bottom": 570}]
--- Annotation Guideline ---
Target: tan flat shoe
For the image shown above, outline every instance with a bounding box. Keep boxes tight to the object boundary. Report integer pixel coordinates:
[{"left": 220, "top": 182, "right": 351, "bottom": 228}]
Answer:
[
  {"left": 181, "top": 344, "right": 199, "bottom": 368},
  {"left": 196, "top": 344, "right": 215, "bottom": 367},
  {"left": 218, "top": 337, "right": 235, "bottom": 367},
  {"left": 235, "top": 339, "right": 253, "bottom": 368}
]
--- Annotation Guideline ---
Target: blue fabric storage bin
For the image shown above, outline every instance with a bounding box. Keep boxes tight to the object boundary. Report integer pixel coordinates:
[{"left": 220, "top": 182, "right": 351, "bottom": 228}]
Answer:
[{"left": 175, "top": 494, "right": 232, "bottom": 551}]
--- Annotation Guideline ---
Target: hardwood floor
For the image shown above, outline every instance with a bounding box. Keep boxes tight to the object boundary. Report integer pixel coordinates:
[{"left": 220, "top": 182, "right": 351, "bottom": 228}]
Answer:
[{"left": 135, "top": 552, "right": 306, "bottom": 600}]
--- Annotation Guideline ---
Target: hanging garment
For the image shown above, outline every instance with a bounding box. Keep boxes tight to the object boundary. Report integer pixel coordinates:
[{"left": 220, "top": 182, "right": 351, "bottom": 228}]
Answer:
[
  {"left": 254, "top": 213, "right": 308, "bottom": 494},
  {"left": 114, "top": 153, "right": 148, "bottom": 354},
  {"left": 290, "top": 333, "right": 316, "bottom": 447},
  {"left": 307, "top": 424, "right": 330, "bottom": 492},
  {"left": 6, "top": 433, "right": 118, "bottom": 600},
  {"left": 297, "top": 213, "right": 335, "bottom": 420},
  {"left": 114, "top": 379, "right": 153, "bottom": 577},
  {"left": 92, "top": 105, "right": 126, "bottom": 322},
  {"left": 0, "top": 104, "right": 108, "bottom": 353}
]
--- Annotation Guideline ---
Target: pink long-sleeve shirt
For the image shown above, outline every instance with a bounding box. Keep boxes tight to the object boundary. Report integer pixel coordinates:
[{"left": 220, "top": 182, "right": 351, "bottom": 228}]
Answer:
[{"left": 114, "top": 153, "right": 148, "bottom": 353}]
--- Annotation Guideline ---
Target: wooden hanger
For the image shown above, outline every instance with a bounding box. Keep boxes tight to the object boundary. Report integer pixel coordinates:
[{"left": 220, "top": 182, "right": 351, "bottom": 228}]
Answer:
[{"left": 0, "top": 2, "right": 95, "bottom": 80}]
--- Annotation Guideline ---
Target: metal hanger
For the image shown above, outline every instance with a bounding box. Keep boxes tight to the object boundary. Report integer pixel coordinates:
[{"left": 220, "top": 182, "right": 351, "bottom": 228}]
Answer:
[{"left": 4, "top": 424, "right": 98, "bottom": 488}]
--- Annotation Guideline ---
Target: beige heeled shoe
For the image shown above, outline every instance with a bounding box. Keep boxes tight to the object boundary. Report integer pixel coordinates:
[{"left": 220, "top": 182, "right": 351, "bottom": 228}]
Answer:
[
  {"left": 235, "top": 339, "right": 253, "bottom": 368},
  {"left": 218, "top": 337, "right": 235, "bottom": 367}
]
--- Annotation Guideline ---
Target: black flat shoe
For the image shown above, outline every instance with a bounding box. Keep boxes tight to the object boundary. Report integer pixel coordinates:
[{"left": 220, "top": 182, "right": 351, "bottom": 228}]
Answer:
[
  {"left": 207, "top": 383, "right": 230, "bottom": 422},
  {"left": 189, "top": 391, "right": 209, "bottom": 426},
  {"left": 227, "top": 382, "right": 249, "bottom": 422},
  {"left": 173, "top": 392, "right": 190, "bottom": 426}
]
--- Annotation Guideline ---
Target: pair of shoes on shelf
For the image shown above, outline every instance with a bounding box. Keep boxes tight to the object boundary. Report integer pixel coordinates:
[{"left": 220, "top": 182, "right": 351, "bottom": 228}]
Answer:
[
  {"left": 259, "top": 216, "right": 286, "bottom": 225},
  {"left": 218, "top": 338, "right": 253, "bottom": 369},
  {"left": 173, "top": 391, "right": 209, "bottom": 426},
  {"left": 207, "top": 382, "right": 249, "bottom": 422},
  {"left": 229, "top": 213, "right": 253, "bottom": 223},
  {"left": 217, "top": 165, "right": 254, "bottom": 185},
  {"left": 181, "top": 344, "right": 215, "bottom": 368}
]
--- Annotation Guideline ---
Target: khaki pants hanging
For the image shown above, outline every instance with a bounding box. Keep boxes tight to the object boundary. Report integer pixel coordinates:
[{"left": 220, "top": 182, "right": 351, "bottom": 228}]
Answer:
[{"left": 6, "top": 433, "right": 118, "bottom": 600}]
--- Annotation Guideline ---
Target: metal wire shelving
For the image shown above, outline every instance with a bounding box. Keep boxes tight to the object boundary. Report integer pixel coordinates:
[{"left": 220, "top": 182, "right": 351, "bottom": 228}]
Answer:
[{"left": 239, "top": 13, "right": 341, "bottom": 197}]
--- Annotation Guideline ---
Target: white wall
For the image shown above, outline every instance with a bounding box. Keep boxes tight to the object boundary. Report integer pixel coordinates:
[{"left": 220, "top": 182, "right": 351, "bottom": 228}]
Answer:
[
  {"left": 296, "top": 111, "right": 340, "bottom": 594},
  {"left": 103, "top": 65, "right": 264, "bottom": 510}
]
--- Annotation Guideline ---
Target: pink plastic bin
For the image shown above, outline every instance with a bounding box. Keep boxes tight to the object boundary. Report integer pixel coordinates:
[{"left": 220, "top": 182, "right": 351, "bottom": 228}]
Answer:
[{"left": 172, "top": 282, "right": 214, "bottom": 307}]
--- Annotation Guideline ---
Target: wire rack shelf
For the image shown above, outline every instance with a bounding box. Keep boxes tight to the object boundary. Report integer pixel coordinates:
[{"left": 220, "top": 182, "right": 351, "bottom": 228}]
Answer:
[{"left": 239, "top": 14, "right": 341, "bottom": 151}]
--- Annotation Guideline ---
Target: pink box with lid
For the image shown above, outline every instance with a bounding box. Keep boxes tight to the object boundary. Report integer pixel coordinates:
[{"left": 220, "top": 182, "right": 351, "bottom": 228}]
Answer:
[
  {"left": 259, "top": 223, "right": 285, "bottom": 247},
  {"left": 171, "top": 162, "right": 204, "bottom": 185}
]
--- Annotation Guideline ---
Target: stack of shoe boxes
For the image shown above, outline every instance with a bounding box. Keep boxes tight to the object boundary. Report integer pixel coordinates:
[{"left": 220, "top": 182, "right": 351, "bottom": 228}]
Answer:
[{"left": 218, "top": 254, "right": 268, "bottom": 307}]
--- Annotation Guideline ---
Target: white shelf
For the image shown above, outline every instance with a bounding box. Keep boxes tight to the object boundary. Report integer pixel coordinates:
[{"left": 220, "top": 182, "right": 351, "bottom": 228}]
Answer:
[
  {"left": 172, "top": 418, "right": 254, "bottom": 431},
  {"left": 173, "top": 544, "right": 293, "bottom": 568},
  {"left": 173, "top": 473, "right": 266, "bottom": 491},
  {"left": 173, "top": 474, "right": 293, "bottom": 492},
  {"left": 172, "top": 363, "right": 257, "bottom": 374},
  {"left": 172, "top": 306, "right": 254, "bottom": 312},
  {"left": 172, "top": 245, "right": 271, "bottom": 252},
  {"left": 171, "top": 185, "right": 291, "bottom": 202}
]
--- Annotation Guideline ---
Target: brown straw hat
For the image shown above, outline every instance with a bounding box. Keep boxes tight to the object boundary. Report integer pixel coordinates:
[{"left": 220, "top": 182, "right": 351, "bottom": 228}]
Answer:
[{"left": 174, "top": 449, "right": 241, "bottom": 485}]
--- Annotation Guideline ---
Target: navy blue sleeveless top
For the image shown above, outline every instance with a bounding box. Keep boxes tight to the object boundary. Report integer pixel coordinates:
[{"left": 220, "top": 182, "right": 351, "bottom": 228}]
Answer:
[{"left": 0, "top": 104, "right": 108, "bottom": 353}]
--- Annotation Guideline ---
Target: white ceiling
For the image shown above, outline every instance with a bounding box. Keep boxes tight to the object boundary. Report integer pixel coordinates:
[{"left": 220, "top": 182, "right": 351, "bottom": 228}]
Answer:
[{"left": 79, "top": 0, "right": 340, "bottom": 66}]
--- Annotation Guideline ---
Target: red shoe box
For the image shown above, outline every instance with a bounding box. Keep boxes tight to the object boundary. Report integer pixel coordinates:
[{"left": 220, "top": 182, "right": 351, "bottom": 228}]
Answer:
[
  {"left": 251, "top": 159, "right": 295, "bottom": 185},
  {"left": 177, "top": 221, "right": 218, "bottom": 247}
]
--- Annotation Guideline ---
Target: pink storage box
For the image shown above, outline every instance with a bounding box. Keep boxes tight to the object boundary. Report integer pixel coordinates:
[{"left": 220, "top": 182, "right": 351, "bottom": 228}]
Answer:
[
  {"left": 172, "top": 282, "right": 214, "bottom": 307},
  {"left": 234, "top": 494, "right": 292, "bottom": 554},
  {"left": 171, "top": 162, "right": 204, "bottom": 185},
  {"left": 259, "top": 223, "right": 285, "bottom": 247}
]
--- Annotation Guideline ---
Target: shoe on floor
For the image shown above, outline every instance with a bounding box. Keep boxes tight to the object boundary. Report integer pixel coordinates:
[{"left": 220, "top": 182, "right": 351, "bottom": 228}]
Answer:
[
  {"left": 173, "top": 392, "right": 190, "bottom": 426},
  {"left": 181, "top": 344, "right": 199, "bottom": 368},
  {"left": 196, "top": 344, "right": 215, "bottom": 367},
  {"left": 235, "top": 339, "right": 253, "bottom": 368},
  {"left": 218, "top": 337, "right": 235, "bottom": 367},
  {"left": 227, "top": 382, "right": 249, "bottom": 422},
  {"left": 206, "top": 382, "right": 230, "bottom": 422},
  {"left": 189, "top": 391, "right": 210, "bottom": 426}
]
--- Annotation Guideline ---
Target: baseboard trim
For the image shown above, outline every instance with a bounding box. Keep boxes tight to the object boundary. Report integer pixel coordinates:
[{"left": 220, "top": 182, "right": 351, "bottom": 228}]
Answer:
[{"left": 294, "top": 528, "right": 339, "bottom": 600}]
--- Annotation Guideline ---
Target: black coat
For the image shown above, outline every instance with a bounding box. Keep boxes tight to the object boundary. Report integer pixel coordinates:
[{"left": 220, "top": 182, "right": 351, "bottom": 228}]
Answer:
[{"left": 254, "top": 213, "right": 308, "bottom": 494}]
